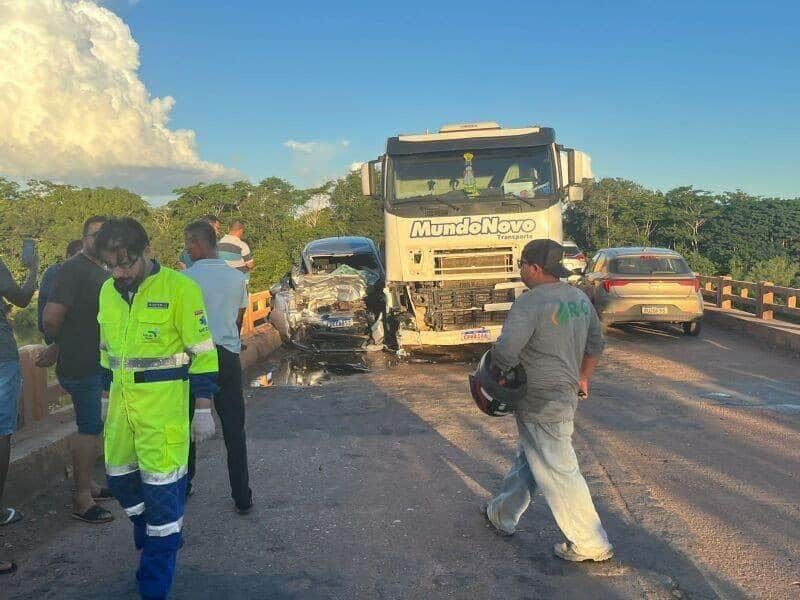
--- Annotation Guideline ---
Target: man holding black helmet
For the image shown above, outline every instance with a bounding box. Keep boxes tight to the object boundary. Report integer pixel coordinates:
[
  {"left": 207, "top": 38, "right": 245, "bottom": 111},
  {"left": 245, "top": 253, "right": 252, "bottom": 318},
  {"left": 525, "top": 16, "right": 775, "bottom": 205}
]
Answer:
[{"left": 482, "top": 239, "right": 612, "bottom": 563}]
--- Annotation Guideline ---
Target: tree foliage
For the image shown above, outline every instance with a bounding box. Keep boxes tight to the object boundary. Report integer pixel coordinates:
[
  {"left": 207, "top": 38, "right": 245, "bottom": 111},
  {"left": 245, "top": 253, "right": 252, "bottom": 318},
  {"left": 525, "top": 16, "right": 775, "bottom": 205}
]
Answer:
[{"left": 565, "top": 178, "right": 800, "bottom": 285}]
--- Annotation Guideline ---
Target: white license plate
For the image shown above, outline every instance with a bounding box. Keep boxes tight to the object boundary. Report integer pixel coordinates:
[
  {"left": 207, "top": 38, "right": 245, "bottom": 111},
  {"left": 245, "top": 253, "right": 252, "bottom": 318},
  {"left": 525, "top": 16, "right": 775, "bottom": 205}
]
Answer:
[
  {"left": 641, "top": 306, "right": 668, "bottom": 315},
  {"left": 327, "top": 318, "right": 354, "bottom": 328}
]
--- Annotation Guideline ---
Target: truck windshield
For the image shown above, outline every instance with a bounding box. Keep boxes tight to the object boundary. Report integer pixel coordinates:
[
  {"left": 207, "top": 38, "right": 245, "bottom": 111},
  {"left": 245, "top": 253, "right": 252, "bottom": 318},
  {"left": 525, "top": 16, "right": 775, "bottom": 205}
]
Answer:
[{"left": 388, "top": 146, "right": 553, "bottom": 206}]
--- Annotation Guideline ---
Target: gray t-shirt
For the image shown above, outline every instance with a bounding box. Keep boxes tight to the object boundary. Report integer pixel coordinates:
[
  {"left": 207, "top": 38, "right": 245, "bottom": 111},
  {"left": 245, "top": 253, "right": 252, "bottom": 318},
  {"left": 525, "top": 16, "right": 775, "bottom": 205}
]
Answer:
[
  {"left": 0, "top": 258, "right": 20, "bottom": 363},
  {"left": 493, "top": 281, "right": 605, "bottom": 423}
]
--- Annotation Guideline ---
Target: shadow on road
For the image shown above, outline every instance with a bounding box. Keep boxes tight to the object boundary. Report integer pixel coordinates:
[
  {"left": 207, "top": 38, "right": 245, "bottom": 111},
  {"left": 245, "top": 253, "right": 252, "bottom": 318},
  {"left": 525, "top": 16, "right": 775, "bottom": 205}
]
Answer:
[{"left": 6, "top": 328, "right": 783, "bottom": 598}]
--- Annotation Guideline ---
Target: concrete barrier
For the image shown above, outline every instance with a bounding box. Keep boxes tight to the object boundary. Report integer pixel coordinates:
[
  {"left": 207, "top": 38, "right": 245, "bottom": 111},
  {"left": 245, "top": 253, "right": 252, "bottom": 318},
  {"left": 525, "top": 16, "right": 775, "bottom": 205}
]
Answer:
[
  {"left": 7, "top": 324, "right": 283, "bottom": 506},
  {"left": 703, "top": 304, "right": 800, "bottom": 357}
]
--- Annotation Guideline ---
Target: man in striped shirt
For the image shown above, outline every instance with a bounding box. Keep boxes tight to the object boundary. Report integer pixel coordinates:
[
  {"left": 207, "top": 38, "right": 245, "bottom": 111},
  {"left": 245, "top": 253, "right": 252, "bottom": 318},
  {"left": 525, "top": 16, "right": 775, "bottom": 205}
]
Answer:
[{"left": 217, "top": 220, "right": 254, "bottom": 279}]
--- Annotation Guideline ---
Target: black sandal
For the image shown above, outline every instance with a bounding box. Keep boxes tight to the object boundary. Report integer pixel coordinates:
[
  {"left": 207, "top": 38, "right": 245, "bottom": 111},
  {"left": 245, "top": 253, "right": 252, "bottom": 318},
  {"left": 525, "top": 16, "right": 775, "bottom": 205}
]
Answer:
[
  {"left": 0, "top": 561, "right": 17, "bottom": 576},
  {"left": 71, "top": 505, "right": 114, "bottom": 524}
]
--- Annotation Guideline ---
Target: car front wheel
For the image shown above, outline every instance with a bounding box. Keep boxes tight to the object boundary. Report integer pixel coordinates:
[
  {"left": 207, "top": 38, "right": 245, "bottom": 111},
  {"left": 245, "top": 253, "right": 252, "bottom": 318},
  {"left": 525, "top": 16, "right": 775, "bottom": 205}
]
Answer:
[{"left": 682, "top": 321, "right": 702, "bottom": 336}]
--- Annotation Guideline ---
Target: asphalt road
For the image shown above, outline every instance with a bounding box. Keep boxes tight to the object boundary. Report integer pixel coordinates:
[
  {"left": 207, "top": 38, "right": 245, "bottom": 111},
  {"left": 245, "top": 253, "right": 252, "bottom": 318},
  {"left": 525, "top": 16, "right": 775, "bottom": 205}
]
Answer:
[{"left": 3, "top": 321, "right": 799, "bottom": 599}]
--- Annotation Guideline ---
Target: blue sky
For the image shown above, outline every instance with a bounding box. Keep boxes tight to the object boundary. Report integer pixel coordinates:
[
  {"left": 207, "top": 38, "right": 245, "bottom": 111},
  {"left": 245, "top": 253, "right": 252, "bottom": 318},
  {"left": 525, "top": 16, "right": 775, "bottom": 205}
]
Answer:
[{"left": 109, "top": 0, "right": 799, "bottom": 197}]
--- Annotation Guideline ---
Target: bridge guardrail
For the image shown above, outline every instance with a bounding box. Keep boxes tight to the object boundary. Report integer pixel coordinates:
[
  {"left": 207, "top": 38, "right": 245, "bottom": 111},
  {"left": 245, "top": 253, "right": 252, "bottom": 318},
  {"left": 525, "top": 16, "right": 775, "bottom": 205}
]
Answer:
[
  {"left": 699, "top": 275, "right": 800, "bottom": 321},
  {"left": 240, "top": 290, "right": 271, "bottom": 336},
  {"left": 17, "top": 291, "right": 272, "bottom": 430}
]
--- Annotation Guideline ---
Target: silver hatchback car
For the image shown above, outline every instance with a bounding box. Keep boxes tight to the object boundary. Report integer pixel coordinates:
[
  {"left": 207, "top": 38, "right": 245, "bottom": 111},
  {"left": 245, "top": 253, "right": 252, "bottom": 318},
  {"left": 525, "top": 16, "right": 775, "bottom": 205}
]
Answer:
[{"left": 577, "top": 247, "right": 703, "bottom": 335}]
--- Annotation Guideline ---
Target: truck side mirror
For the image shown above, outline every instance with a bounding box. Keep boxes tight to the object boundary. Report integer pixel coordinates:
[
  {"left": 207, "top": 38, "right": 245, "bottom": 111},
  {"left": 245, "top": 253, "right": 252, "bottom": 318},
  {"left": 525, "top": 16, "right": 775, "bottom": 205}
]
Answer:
[
  {"left": 361, "top": 160, "right": 382, "bottom": 198},
  {"left": 566, "top": 149, "right": 593, "bottom": 185},
  {"left": 567, "top": 185, "right": 583, "bottom": 202}
]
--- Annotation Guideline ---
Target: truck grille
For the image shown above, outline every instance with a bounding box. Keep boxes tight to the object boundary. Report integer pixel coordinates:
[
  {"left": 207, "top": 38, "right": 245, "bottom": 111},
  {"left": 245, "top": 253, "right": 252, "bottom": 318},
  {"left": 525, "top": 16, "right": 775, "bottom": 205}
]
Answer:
[
  {"left": 417, "top": 285, "right": 516, "bottom": 331},
  {"left": 433, "top": 248, "right": 514, "bottom": 276}
]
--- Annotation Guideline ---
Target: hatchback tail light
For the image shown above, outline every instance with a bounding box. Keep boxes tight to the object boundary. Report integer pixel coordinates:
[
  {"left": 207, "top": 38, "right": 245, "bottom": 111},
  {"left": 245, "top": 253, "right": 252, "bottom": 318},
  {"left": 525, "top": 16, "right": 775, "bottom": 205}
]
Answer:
[
  {"left": 602, "top": 279, "right": 631, "bottom": 292},
  {"left": 602, "top": 278, "right": 699, "bottom": 293},
  {"left": 575, "top": 253, "right": 585, "bottom": 261},
  {"left": 677, "top": 278, "right": 701, "bottom": 292}
]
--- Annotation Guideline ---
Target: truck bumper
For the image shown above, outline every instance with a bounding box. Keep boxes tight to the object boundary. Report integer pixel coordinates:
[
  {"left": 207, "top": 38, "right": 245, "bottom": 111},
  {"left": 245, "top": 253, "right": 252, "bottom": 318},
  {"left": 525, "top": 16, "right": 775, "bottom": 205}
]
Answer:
[{"left": 396, "top": 325, "right": 503, "bottom": 347}]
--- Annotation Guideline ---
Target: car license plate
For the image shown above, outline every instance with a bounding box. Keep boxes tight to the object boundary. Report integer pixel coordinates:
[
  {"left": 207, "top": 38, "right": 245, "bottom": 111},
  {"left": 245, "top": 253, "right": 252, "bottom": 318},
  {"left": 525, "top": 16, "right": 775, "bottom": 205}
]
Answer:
[
  {"left": 462, "top": 327, "right": 490, "bottom": 341},
  {"left": 327, "top": 317, "right": 353, "bottom": 328},
  {"left": 641, "top": 306, "right": 668, "bottom": 315}
]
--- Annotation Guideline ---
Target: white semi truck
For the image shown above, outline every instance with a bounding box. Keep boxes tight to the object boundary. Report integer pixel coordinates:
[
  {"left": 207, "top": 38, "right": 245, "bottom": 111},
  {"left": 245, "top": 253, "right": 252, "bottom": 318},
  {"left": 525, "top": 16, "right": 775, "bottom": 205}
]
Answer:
[{"left": 361, "top": 121, "right": 592, "bottom": 350}]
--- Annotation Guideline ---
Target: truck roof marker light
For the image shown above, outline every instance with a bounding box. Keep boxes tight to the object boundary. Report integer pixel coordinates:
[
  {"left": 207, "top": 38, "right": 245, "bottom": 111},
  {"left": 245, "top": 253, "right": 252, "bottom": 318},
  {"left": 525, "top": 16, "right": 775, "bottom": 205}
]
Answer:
[{"left": 439, "top": 122, "right": 501, "bottom": 133}]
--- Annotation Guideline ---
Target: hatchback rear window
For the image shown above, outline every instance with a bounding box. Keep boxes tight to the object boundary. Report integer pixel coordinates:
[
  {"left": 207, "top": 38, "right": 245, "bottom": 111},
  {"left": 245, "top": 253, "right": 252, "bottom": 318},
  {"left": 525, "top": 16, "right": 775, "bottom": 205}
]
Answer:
[
  {"left": 562, "top": 246, "right": 582, "bottom": 258},
  {"left": 610, "top": 255, "right": 690, "bottom": 275}
]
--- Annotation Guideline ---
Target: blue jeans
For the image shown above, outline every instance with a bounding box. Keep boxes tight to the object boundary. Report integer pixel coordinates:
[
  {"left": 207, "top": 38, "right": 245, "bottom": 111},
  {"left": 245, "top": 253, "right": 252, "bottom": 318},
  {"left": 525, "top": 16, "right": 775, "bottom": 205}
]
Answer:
[
  {"left": 487, "top": 417, "right": 612, "bottom": 553},
  {"left": 58, "top": 373, "right": 104, "bottom": 435},
  {"left": 0, "top": 360, "right": 22, "bottom": 436}
]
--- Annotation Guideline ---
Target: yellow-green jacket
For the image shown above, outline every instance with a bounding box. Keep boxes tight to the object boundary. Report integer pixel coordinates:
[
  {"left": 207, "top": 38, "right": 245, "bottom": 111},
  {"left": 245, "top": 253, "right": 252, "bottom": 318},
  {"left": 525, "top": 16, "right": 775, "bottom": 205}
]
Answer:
[{"left": 99, "top": 262, "right": 218, "bottom": 475}]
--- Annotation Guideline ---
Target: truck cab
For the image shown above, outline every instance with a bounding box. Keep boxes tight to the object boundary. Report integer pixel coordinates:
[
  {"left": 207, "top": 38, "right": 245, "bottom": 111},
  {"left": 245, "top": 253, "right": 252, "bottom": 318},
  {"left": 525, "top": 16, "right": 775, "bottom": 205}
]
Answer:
[{"left": 361, "top": 121, "right": 591, "bottom": 350}]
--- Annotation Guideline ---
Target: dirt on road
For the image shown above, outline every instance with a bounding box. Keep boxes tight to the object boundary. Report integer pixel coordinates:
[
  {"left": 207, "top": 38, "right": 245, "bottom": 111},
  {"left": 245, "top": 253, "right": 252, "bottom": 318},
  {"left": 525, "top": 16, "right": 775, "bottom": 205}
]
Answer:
[{"left": 2, "top": 322, "right": 799, "bottom": 599}]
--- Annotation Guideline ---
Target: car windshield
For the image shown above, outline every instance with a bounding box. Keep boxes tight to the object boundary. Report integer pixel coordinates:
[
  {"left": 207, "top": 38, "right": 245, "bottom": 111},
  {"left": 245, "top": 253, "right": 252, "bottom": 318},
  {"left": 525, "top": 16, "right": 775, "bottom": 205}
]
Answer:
[
  {"left": 563, "top": 245, "right": 582, "bottom": 258},
  {"left": 610, "top": 255, "right": 691, "bottom": 275},
  {"left": 389, "top": 146, "right": 553, "bottom": 205},
  {"left": 308, "top": 253, "right": 379, "bottom": 274}
]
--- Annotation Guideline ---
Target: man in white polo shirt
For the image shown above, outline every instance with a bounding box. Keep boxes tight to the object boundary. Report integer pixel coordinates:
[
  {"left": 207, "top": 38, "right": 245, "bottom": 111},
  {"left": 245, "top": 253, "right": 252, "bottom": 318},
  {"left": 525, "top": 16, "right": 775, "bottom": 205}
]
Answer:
[
  {"left": 184, "top": 220, "right": 253, "bottom": 513},
  {"left": 217, "top": 220, "right": 254, "bottom": 279}
]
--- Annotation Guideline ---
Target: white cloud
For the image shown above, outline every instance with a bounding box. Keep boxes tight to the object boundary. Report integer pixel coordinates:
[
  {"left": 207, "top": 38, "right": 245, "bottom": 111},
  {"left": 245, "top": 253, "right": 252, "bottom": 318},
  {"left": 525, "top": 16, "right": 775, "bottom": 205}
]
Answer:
[
  {"left": 0, "top": 0, "right": 238, "bottom": 195},
  {"left": 283, "top": 139, "right": 353, "bottom": 185},
  {"left": 349, "top": 161, "right": 363, "bottom": 172},
  {"left": 283, "top": 140, "right": 319, "bottom": 154}
]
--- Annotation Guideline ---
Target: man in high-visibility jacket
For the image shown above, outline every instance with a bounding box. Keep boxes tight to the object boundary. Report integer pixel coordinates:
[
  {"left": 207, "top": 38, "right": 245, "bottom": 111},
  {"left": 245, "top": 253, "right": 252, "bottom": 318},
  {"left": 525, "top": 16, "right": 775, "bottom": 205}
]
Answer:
[{"left": 95, "top": 218, "right": 218, "bottom": 600}]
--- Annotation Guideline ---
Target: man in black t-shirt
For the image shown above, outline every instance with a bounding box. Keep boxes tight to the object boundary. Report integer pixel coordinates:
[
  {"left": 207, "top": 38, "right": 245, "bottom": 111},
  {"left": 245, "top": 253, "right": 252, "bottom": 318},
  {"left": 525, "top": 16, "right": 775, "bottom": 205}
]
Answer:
[{"left": 43, "top": 216, "right": 114, "bottom": 524}]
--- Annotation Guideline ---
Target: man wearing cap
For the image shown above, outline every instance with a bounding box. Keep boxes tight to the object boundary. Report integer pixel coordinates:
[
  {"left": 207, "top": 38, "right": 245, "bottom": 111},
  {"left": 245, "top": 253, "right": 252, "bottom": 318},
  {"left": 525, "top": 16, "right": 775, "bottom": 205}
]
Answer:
[{"left": 482, "top": 239, "right": 613, "bottom": 562}]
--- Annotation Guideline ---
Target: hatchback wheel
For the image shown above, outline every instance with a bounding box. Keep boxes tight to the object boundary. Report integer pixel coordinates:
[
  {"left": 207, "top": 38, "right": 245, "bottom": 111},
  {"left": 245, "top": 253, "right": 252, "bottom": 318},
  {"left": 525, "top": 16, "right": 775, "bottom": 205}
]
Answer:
[{"left": 682, "top": 321, "right": 701, "bottom": 336}]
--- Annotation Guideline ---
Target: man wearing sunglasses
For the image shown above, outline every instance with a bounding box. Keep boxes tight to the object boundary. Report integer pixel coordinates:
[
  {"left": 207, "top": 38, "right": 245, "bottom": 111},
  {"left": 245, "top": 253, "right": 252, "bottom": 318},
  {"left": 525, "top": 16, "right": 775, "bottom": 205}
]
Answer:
[
  {"left": 483, "top": 239, "right": 613, "bottom": 563},
  {"left": 94, "top": 218, "right": 218, "bottom": 600}
]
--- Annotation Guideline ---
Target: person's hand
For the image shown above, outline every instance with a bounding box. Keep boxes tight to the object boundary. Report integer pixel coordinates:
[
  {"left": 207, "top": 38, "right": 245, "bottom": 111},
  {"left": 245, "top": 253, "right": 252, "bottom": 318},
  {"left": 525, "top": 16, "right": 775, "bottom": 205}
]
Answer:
[
  {"left": 191, "top": 406, "right": 216, "bottom": 442},
  {"left": 578, "top": 378, "right": 590, "bottom": 399},
  {"left": 35, "top": 344, "right": 58, "bottom": 368}
]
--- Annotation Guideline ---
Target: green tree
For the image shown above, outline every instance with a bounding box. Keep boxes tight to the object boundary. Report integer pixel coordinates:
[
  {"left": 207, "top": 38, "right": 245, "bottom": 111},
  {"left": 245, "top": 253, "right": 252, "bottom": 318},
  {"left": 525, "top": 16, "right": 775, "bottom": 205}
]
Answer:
[{"left": 660, "top": 186, "right": 719, "bottom": 252}]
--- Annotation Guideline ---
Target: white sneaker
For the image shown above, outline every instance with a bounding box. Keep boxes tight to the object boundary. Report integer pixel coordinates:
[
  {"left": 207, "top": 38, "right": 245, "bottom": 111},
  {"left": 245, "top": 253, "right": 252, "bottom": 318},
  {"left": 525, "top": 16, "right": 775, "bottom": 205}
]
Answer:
[{"left": 553, "top": 542, "right": 613, "bottom": 562}]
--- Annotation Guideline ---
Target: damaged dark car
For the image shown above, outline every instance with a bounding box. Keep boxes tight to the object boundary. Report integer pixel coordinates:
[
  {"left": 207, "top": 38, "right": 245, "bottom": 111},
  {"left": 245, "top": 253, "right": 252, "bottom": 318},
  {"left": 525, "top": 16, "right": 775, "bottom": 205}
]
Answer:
[{"left": 269, "top": 236, "right": 385, "bottom": 351}]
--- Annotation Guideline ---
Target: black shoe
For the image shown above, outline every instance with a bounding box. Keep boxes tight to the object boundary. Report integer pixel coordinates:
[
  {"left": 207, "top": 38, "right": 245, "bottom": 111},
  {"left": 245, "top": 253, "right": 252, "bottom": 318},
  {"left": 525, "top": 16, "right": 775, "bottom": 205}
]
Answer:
[{"left": 236, "top": 500, "right": 253, "bottom": 515}]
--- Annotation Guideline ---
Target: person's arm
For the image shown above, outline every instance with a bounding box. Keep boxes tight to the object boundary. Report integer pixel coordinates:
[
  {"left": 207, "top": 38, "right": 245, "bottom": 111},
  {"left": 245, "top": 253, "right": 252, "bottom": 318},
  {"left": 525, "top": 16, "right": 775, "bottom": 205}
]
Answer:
[
  {"left": 177, "top": 280, "right": 219, "bottom": 441},
  {"left": 37, "top": 265, "right": 56, "bottom": 337},
  {"left": 579, "top": 300, "right": 606, "bottom": 398},
  {"left": 241, "top": 242, "right": 254, "bottom": 271},
  {"left": 0, "top": 256, "right": 38, "bottom": 308},
  {"left": 236, "top": 279, "right": 248, "bottom": 333},
  {"left": 42, "top": 262, "right": 77, "bottom": 342},
  {"left": 492, "top": 293, "right": 537, "bottom": 372}
]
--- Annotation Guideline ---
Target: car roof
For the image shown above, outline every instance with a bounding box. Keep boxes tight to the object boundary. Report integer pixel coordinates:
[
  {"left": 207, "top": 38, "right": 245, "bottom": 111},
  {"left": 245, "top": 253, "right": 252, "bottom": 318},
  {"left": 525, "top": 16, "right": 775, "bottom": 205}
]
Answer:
[
  {"left": 562, "top": 240, "right": 578, "bottom": 246},
  {"left": 302, "top": 236, "right": 378, "bottom": 257},
  {"left": 599, "top": 246, "right": 682, "bottom": 257}
]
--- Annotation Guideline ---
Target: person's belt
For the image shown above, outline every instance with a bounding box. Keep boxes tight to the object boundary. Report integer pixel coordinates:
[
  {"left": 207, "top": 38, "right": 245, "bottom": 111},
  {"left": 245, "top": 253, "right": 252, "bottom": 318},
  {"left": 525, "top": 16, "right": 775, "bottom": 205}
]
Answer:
[{"left": 132, "top": 365, "right": 190, "bottom": 384}]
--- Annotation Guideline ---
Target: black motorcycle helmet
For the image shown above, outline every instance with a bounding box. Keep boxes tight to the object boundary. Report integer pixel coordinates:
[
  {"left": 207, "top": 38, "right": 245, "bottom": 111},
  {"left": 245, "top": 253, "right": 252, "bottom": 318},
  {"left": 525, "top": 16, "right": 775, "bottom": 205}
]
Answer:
[{"left": 468, "top": 349, "right": 527, "bottom": 417}]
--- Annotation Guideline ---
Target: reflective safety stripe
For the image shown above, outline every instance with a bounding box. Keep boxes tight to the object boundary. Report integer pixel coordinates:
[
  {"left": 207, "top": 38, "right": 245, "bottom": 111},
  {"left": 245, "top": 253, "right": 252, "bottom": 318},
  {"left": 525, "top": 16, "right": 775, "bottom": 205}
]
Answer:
[
  {"left": 106, "top": 462, "right": 139, "bottom": 477},
  {"left": 146, "top": 517, "right": 183, "bottom": 537},
  {"left": 124, "top": 502, "right": 145, "bottom": 517},
  {"left": 106, "top": 353, "right": 189, "bottom": 370},
  {"left": 133, "top": 365, "right": 189, "bottom": 384},
  {"left": 140, "top": 465, "right": 188, "bottom": 486},
  {"left": 99, "top": 342, "right": 108, "bottom": 351},
  {"left": 185, "top": 339, "right": 215, "bottom": 356}
]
